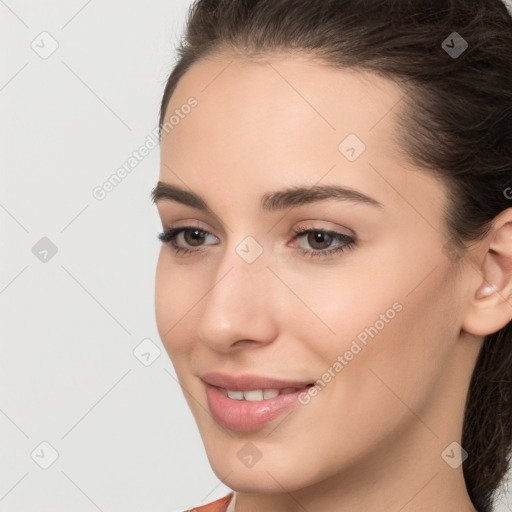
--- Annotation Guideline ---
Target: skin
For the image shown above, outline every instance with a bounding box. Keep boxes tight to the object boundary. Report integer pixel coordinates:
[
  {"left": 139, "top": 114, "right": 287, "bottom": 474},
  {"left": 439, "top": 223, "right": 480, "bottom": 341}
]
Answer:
[{"left": 154, "top": 53, "right": 512, "bottom": 512}]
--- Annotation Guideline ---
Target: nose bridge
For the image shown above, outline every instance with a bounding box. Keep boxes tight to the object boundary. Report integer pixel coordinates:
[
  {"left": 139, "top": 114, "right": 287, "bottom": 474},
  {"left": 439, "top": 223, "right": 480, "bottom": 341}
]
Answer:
[{"left": 196, "top": 235, "right": 278, "bottom": 349}]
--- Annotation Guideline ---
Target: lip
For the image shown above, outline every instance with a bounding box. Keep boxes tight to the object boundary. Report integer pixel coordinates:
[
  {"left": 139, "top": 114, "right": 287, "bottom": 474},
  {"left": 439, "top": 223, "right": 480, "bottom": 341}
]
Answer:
[
  {"left": 200, "top": 372, "right": 314, "bottom": 391},
  {"left": 201, "top": 372, "right": 314, "bottom": 431}
]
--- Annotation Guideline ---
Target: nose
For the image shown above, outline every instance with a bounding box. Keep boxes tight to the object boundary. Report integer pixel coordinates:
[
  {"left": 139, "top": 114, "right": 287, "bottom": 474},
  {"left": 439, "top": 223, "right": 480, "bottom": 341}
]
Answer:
[{"left": 196, "top": 247, "right": 279, "bottom": 352}]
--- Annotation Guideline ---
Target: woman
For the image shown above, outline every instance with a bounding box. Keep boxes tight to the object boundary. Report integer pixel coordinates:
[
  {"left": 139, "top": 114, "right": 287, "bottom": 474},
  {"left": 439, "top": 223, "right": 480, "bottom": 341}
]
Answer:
[{"left": 152, "top": 0, "right": 512, "bottom": 511}]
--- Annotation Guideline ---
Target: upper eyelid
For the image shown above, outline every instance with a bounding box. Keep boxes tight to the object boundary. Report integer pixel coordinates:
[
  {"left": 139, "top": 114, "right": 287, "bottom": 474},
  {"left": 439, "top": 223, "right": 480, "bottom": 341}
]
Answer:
[
  {"left": 167, "top": 225, "right": 347, "bottom": 235},
  {"left": 161, "top": 217, "right": 353, "bottom": 233},
  {"left": 154, "top": 197, "right": 369, "bottom": 237},
  {"left": 165, "top": 225, "right": 354, "bottom": 246},
  {"left": 155, "top": 207, "right": 228, "bottom": 236},
  {"left": 158, "top": 216, "right": 227, "bottom": 237},
  {"left": 290, "top": 228, "right": 355, "bottom": 248}
]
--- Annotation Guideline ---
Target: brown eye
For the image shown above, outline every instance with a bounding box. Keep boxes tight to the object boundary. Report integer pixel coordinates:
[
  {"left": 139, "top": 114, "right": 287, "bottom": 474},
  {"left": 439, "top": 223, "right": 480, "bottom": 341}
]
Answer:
[
  {"left": 291, "top": 227, "right": 356, "bottom": 259},
  {"left": 306, "top": 231, "right": 333, "bottom": 250},
  {"left": 184, "top": 229, "right": 207, "bottom": 246},
  {"left": 158, "top": 226, "right": 219, "bottom": 254}
]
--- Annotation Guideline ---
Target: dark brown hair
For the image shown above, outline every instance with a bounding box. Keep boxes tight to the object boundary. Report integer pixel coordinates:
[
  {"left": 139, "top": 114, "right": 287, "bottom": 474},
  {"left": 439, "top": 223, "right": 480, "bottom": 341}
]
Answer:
[{"left": 158, "top": 1, "right": 512, "bottom": 510}]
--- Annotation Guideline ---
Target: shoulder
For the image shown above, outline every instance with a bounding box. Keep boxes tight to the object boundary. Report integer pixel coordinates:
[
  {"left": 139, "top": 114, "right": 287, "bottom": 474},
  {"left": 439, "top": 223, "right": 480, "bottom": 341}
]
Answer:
[{"left": 179, "top": 492, "right": 236, "bottom": 512}]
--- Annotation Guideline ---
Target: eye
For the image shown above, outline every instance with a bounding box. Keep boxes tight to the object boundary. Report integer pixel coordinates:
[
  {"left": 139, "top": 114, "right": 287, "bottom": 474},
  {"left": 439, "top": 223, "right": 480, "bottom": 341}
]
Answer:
[
  {"left": 290, "top": 227, "right": 356, "bottom": 259},
  {"left": 158, "top": 226, "right": 218, "bottom": 255},
  {"left": 157, "top": 225, "right": 356, "bottom": 259}
]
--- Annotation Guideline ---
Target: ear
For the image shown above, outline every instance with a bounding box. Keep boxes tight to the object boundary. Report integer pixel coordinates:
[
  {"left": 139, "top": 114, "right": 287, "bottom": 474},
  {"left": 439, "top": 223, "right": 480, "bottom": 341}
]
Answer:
[{"left": 461, "top": 208, "right": 512, "bottom": 337}]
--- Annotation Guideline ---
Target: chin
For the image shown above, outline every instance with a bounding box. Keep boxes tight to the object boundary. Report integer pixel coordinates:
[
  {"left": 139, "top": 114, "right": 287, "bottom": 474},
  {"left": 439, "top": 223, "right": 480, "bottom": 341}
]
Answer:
[{"left": 206, "top": 447, "right": 321, "bottom": 494}]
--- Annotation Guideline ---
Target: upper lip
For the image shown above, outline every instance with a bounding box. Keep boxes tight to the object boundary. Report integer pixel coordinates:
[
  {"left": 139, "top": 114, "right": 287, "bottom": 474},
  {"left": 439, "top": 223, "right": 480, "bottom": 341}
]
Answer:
[{"left": 201, "top": 372, "right": 314, "bottom": 391}]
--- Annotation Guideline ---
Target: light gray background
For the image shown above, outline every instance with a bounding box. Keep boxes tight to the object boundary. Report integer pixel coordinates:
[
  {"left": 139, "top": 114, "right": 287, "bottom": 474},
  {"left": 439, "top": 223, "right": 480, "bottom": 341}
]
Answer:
[{"left": 1, "top": 1, "right": 511, "bottom": 511}]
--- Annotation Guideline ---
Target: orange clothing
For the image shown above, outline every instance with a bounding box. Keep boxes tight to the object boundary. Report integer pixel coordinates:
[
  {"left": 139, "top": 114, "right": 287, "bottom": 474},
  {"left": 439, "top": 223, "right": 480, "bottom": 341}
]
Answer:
[{"left": 184, "top": 492, "right": 236, "bottom": 512}]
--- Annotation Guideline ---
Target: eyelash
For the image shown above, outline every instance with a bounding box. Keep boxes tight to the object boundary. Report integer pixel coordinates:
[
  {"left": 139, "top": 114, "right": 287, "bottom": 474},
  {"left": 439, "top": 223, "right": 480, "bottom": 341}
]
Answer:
[{"left": 158, "top": 226, "right": 356, "bottom": 259}]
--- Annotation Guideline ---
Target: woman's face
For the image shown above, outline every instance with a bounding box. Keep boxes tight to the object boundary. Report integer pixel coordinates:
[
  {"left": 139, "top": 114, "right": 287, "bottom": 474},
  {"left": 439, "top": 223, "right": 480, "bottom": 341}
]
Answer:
[{"left": 154, "top": 54, "right": 480, "bottom": 495}]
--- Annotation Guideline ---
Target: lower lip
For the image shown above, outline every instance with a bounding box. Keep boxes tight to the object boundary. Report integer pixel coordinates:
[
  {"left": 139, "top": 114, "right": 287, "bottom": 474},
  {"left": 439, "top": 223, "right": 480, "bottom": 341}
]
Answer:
[{"left": 204, "top": 382, "right": 309, "bottom": 431}]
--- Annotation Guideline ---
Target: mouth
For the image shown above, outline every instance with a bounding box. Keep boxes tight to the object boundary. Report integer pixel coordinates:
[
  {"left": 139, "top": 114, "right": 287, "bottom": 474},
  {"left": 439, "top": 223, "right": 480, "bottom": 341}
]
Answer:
[
  {"left": 203, "top": 380, "right": 316, "bottom": 431},
  {"left": 215, "top": 384, "right": 315, "bottom": 401}
]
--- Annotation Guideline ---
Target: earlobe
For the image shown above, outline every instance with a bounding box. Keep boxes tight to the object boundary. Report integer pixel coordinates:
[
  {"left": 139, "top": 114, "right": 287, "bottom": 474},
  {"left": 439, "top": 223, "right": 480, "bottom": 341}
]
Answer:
[
  {"left": 474, "top": 283, "right": 498, "bottom": 300},
  {"left": 461, "top": 211, "right": 512, "bottom": 337}
]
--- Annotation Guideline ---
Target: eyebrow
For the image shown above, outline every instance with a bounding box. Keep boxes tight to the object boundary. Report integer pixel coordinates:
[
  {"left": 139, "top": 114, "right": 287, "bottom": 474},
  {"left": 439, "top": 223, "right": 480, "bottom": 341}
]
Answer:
[{"left": 151, "top": 181, "right": 384, "bottom": 212}]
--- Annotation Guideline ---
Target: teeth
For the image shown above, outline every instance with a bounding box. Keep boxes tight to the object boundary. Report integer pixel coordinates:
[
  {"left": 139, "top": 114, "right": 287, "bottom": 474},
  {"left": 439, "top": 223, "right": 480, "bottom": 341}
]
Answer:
[
  {"left": 243, "top": 390, "right": 263, "bottom": 401},
  {"left": 223, "top": 387, "right": 299, "bottom": 401},
  {"left": 226, "top": 390, "right": 244, "bottom": 400},
  {"left": 263, "top": 389, "right": 279, "bottom": 399}
]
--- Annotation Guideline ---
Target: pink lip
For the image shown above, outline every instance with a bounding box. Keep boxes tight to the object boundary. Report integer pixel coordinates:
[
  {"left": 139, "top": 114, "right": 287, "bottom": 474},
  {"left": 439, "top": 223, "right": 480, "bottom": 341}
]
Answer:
[
  {"left": 200, "top": 372, "right": 313, "bottom": 391},
  {"left": 201, "top": 372, "right": 314, "bottom": 431}
]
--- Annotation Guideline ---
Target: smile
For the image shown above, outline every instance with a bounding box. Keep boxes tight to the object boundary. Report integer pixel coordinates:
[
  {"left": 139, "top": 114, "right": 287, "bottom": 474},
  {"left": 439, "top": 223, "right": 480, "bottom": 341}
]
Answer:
[{"left": 218, "top": 386, "right": 312, "bottom": 401}]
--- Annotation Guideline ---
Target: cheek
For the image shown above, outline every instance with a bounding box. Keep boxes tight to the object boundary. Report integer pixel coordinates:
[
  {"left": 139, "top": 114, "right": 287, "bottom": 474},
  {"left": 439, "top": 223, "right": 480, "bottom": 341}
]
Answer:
[
  {"left": 154, "top": 252, "right": 170, "bottom": 336},
  {"left": 328, "top": 262, "right": 456, "bottom": 421},
  {"left": 154, "top": 252, "right": 194, "bottom": 356},
  {"left": 285, "top": 247, "right": 456, "bottom": 402},
  {"left": 285, "top": 269, "right": 456, "bottom": 467},
  {"left": 270, "top": 258, "right": 403, "bottom": 357}
]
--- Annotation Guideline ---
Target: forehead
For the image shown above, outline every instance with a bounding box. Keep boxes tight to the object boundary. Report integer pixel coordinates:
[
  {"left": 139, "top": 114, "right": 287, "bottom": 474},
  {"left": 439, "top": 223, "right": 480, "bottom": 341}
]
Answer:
[
  {"left": 159, "top": 54, "right": 447, "bottom": 224},
  {"left": 164, "top": 53, "right": 405, "bottom": 148}
]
